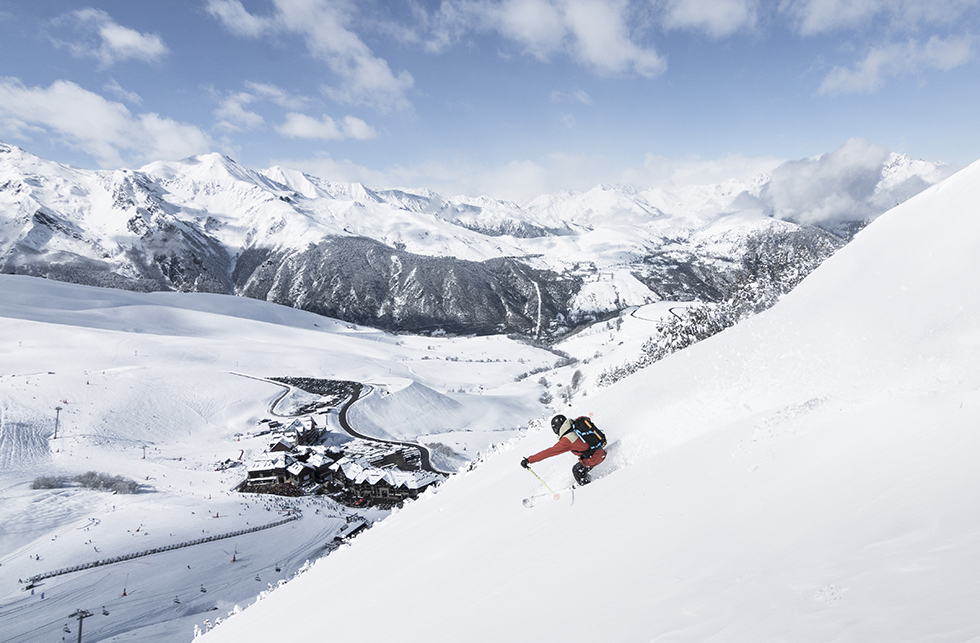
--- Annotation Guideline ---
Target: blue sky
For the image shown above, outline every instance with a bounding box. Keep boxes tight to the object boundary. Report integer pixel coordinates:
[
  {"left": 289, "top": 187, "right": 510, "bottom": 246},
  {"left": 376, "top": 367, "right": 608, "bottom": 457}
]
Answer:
[{"left": 1, "top": 0, "right": 978, "bottom": 200}]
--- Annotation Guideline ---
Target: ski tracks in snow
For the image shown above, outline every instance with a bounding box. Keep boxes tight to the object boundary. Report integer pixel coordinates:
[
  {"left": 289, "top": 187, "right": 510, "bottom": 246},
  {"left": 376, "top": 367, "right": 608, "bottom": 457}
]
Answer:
[
  {"left": 732, "top": 397, "right": 827, "bottom": 471},
  {"left": 0, "top": 403, "right": 50, "bottom": 471}
]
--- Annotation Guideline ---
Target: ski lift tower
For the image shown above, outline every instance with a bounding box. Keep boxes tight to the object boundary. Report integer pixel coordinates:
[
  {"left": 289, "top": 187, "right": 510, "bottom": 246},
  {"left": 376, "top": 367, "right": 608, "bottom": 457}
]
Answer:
[
  {"left": 54, "top": 405, "right": 62, "bottom": 440},
  {"left": 68, "top": 609, "right": 92, "bottom": 643},
  {"left": 66, "top": 606, "right": 108, "bottom": 642}
]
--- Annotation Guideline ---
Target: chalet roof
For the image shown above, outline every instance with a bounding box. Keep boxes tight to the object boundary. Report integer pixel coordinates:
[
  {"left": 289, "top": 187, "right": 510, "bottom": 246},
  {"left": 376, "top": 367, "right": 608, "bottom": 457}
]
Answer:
[
  {"left": 330, "top": 459, "right": 441, "bottom": 490},
  {"left": 248, "top": 451, "right": 294, "bottom": 473},
  {"left": 287, "top": 461, "right": 314, "bottom": 476},
  {"left": 269, "top": 437, "right": 295, "bottom": 452},
  {"left": 331, "top": 460, "right": 363, "bottom": 480},
  {"left": 386, "top": 469, "right": 443, "bottom": 490},
  {"left": 286, "top": 418, "right": 311, "bottom": 433},
  {"left": 306, "top": 453, "right": 332, "bottom": 469}
]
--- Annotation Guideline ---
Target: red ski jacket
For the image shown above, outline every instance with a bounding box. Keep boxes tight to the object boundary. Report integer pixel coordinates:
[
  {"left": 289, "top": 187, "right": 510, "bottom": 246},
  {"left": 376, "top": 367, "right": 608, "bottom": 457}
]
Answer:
[{"left": 527, "top": 430, "right": 606, "bottom": 468}]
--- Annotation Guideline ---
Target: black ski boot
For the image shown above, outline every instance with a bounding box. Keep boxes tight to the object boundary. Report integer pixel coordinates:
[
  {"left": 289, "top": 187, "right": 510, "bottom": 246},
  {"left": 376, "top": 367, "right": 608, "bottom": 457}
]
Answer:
[{"left": 572, "top": 462, "right": 592, "bottom": 485}]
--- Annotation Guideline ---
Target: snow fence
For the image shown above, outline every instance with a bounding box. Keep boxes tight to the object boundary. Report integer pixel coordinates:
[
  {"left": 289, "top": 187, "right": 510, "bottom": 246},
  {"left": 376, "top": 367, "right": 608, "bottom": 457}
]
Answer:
[{"left": 25, "top": 514, "right": 301, "bottom": 584}]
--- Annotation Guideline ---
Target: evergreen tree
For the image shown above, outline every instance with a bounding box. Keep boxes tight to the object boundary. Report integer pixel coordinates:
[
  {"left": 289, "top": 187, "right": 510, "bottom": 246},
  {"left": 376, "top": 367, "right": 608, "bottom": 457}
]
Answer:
[{"left": 598, "top": 236, "right": 838, "bottom": 388}]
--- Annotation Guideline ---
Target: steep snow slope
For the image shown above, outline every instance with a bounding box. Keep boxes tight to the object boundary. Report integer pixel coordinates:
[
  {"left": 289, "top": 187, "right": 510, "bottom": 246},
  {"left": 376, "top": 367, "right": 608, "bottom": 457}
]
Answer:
[{"left": 203, "top": 161, "right": 980, "bottom": 642}]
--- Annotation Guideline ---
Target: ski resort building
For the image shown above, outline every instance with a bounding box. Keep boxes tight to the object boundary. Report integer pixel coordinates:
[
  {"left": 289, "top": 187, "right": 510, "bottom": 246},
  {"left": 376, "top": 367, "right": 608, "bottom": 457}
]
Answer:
[
  {"left": 242, "top": 431, "right": 443, "bottom": 505},
  {"left": 266, "top": 417, "right": 324, "bottom": 451},
  {"left": 327, "top": 458, "right": 443, "bottom": 503},
  {"left": 286, "top": 461, "right": 315, "bottom": 486},
  {"left": 245, "top": 452, "right": 295, "bottom": 487},
  {"left": 324, "top": 441, "right": 442, "bottom": 504}
]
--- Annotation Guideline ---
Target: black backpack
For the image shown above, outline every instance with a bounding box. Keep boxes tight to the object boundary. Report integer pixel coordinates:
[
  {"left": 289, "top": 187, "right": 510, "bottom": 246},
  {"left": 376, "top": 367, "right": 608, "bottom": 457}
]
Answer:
[{"left": 570, "top": 416, "right": 607, "bottom": 454}]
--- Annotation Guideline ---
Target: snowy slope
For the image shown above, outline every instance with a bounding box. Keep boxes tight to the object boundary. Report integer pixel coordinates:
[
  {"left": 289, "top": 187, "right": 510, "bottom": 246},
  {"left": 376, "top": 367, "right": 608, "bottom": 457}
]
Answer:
[
  {"left": 0, "top": 276, "right": 556, "bottom": 641},
  {"left": 201, "top": 161, "right": 980, "bottom": 642}
]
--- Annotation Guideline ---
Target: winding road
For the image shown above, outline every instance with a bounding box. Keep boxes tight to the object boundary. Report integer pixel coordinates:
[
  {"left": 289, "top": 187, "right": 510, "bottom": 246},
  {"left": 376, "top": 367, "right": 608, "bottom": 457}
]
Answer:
[
  {"left": 235, "top": 373, "right": 450, "bottom": 475},
  {"left": 629, "top": 302, "right": 695, "bottom": 323},
  {"left": 335, "top": 384, "right": 449, "bottom": 474}
]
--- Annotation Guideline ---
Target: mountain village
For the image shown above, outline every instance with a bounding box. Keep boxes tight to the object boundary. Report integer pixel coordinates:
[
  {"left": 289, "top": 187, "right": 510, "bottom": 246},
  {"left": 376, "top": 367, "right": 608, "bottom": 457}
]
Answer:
[
  {"left": 238, "top": 387, "right": 445, "bottom": 507},
  {"left": 240, "top": 416, "right": 444, "bottom": 506}
]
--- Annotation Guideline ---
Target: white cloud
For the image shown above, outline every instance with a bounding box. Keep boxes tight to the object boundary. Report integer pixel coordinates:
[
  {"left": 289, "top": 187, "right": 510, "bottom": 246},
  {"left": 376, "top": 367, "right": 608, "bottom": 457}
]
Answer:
[
  {"left": 761, "top": 137, "right": 891, "bottom": 226},
  {"left": 781, "top": 0, "right": 980, "bottom": 36},
  {"left": 776, "top": 0, "right": 980, "bottom": 93},
  {"left": 625, "top": 152, "right": 783, "bottom": 188},
  {"left": 207, "top": 0, "right": 414, "bottom": 112},
  {"left": 213, "top": 83, "right": 313, "bottom": 131},
  {"left": 271, "top": 147, "right": 786, "bottom": 203},
  {"left": 551, "top": 89, "right": 594, "bottom": 104},
  {"left": 0, "top": 77, "right": 211, "bottom": 168},
  {"left": 819, "top": 35, "right": 975, "bottom": 94},
  {"left": 563, "top": 0, "right": 666, "bottom": 76},
  {"left": 271, "top": 152, "right": 573, "bottom": 201},
  {"left": 52, "top": 9, "right": 168, "bottom": 67},
  {"left": 215, "top": 91, "right": 265, "bottom": 132},
  {"left": 103, "top": 78, "right": 142, "bottom": 105},
  {"left": 661, "top": 0, "right": 759, "bottom": 38},
  {"left": 278, "top": 113, "right": 341, "bottom": 140},
  {"left": 214, "top": 83, "right": 379, "bottom": 144},
  {"left": 269, "top": 139, "right": 929, "bottom": 212},
  {"left": 204, "top": 0, "right": 275, "bottom": 37},
  {"left": 419, "top": 0, "right": 666, "bottom": 78},
  {"left": 780, "top": 0, "right": 880, "bottom": 35},
  {"left": 270, "top": 153, "right": 391, "bottom": 187},
  {"left": 340, "top": 115, "right": 378, "bottom": 140},
  {"left": 490, "top": 0, "right": 568, "bottom": 60},
  {"left": 245, "top": 82, "right": 312, "bottom": 111},
  {"left": 277, "top": 113, "right": 378, "bottom": 141}
]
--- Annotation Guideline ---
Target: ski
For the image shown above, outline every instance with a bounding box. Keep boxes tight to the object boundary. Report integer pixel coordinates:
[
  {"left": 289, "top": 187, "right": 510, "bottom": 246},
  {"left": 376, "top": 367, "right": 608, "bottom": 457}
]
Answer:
[{"left": 522, "top": 486, "right": 574, "bottom": 508}]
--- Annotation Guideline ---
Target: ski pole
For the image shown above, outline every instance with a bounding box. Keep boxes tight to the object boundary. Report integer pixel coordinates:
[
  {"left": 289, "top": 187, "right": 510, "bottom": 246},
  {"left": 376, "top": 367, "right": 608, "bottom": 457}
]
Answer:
[{"left": 526, "top": 465, "right": 560, "bottom": 500}]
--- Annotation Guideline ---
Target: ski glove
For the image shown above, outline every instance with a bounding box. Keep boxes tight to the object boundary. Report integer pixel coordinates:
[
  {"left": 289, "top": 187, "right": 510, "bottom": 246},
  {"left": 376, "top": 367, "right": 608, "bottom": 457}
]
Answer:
[{"left": 520, "top": 457, "right": 529, "bottom": 469}]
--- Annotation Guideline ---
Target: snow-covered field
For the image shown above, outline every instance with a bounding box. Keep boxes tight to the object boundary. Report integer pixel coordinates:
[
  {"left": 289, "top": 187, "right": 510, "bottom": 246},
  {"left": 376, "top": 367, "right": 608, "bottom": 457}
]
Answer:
[
  {"left": 2, "top": 157, "right": 979, "bottom": 642},
  {"left": 0, "top": 277, "right": 557, "bottom": 641}
]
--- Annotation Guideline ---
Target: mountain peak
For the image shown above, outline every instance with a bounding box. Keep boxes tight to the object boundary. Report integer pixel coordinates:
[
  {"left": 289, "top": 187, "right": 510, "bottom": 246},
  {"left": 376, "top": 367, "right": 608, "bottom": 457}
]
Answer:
[{"left": 141, "top": 152, "right": 250, "bottom": 183}]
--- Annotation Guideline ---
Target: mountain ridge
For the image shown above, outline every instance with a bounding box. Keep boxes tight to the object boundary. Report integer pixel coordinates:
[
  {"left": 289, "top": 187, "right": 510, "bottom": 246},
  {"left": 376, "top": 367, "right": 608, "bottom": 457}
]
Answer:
[{"left": 0, "top": 140, "right": 944, "bottom": 337}]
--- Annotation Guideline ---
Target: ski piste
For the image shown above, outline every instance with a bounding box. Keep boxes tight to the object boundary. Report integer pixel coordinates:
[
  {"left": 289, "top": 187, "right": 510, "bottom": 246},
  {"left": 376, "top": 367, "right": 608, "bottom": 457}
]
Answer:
[{"left": 522, "top": 439, "right": 620, "bottom": 508}]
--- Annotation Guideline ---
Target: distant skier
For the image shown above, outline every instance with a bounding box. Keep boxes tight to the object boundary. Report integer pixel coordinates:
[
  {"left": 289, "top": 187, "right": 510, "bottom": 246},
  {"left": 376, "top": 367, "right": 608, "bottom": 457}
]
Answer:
[{"left": 521, "top": 414, "right": 607, "bottom": 485}]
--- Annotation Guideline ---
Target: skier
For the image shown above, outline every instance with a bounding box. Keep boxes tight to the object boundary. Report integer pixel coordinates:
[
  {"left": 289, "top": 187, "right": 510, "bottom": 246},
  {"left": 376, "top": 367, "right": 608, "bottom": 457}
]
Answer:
[{"left": 521, "top": 414, "right": 606, "bottom": 485}]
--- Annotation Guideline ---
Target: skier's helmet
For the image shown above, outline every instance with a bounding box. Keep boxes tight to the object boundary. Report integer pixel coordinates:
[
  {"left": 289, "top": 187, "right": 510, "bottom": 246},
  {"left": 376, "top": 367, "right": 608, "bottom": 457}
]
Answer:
[{"left": 551, "top": 414, "right": 567, "bottom": 434}]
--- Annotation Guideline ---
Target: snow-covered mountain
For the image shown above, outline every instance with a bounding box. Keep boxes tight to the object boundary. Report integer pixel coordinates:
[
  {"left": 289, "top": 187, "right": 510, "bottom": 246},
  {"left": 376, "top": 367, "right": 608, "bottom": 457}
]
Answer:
[
  {"left": 193, "top": 159, "right": 980, "bottom": 641},
  {"left": 2, "top": 141, "right": 942, "bottom": 337},
  {"left": 1, "top": 155, "right": 977, "bottom": 641}
]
